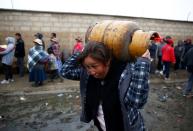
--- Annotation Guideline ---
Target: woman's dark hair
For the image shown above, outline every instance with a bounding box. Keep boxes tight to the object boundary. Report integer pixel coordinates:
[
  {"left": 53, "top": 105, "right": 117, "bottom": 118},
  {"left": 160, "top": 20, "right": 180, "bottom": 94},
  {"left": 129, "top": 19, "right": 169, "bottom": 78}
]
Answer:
[
  {"left": 15, "top": 33, "right": 21, "bottom": 37},
  {"left": 78, "top": 41, "right": 112, "bottom": 65}
]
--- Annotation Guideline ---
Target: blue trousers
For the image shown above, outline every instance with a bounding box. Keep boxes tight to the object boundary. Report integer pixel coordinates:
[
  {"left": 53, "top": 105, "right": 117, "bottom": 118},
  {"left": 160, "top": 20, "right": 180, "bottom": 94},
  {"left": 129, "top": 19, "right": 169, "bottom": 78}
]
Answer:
[
  {"left": 17, "top": 57, "right": 24, "bottom": 77},
  {"left": 184, "top": 72, "right": 193, "bottom": 94},
  {"left": 163, "top": 61, "right": 171, "bottom": 78}
]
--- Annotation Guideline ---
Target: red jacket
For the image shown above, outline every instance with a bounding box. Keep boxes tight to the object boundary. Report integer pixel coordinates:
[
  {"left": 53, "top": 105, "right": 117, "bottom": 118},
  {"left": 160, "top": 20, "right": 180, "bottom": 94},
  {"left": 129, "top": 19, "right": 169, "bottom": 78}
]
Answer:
[
  {"left": 72, "top": 42, "right": 84, "bottom": 54},
  {"left": 161, "top": 44, "right": 176, "bottom": 63}
]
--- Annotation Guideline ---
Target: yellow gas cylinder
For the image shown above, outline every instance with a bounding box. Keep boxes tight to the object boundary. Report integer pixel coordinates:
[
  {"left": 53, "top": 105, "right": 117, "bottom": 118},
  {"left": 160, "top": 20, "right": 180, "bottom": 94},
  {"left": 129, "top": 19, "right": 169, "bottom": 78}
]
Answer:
[
  {"left": 85, "top": 20, "right": 160, "bottom": 61},
  {"left": 129, "top": 30, "right": 160, "bottom": 59}
]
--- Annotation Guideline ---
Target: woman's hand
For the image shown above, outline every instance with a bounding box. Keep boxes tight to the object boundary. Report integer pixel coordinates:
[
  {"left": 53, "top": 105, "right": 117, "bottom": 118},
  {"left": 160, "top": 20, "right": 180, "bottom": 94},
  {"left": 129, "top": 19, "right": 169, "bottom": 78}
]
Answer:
[{"left": 142, "top": 49, "right": 151, "bottom": 60}]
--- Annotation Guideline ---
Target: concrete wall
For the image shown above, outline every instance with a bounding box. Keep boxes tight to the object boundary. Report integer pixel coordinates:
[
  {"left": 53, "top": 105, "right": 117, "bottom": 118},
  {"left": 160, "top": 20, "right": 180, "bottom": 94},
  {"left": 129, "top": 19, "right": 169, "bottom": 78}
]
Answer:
[{"left": 0, "top": 9, "right": 193, "bottom": 53}]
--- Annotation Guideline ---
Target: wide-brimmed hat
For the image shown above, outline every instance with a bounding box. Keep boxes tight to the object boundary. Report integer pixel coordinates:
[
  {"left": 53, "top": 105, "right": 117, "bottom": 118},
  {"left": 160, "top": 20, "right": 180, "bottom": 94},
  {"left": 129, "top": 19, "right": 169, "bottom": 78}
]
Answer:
[
  {"left": 51, "top": 38, "right": 58, "bottom": 43},
  {"left": 75, "top": 36, "right": 82, "bottom": 42},
  {"left": 33, "top": 39, "right": 42, "bottom": 45}
]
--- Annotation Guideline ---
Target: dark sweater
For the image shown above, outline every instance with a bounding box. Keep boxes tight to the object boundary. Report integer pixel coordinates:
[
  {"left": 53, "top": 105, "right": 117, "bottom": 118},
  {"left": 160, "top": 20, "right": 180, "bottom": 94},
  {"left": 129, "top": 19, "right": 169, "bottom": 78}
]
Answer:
[
  {"left": 85, "top": 59, "right": 126, "bottom": 131},
  {"left": 14, "top": 38, "right": 25, "bottom": 57}
]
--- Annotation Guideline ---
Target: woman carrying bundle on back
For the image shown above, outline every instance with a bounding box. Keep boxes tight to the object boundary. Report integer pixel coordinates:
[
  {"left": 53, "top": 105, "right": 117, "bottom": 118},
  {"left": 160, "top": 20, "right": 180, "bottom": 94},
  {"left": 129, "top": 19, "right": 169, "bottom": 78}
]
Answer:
[
  {"left": 28, "top": 39, "right": 49, "bottom": 87},
  {"left": 60, "top": 41, "right": 151, "bottom": 131}
]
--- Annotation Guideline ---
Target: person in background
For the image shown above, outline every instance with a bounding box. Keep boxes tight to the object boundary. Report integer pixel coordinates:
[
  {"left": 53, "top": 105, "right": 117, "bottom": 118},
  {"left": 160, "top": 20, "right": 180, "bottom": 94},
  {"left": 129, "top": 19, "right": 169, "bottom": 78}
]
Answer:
[
  {"left": 182, "top": 46, "right": 193, "bottom": 97},
  {"left": 50, "top": 32, "right": 56, "bottom": 40},
  {"left": 156, "top": 38, "right": 165, "bottom": 74},
  {"left": 34, "top": 33, "right": 45, "bottom": 50},
  {"left": 61, "top": 41, "right": 150, "bottom": 131},
  {"left": 28, "top": 39, "right": 49, "bottom": 87},
  {"left": 72, "top": 36, "right": 84, "bottom": 54},
  {"left": 161, "top": 37, "right": 176, "bottom": 80},
  {"left": 49, "top": 38, "right": 61, "bottom": 60},
  {"left": 49, "top": 38, "right": 63, "bottom": 81},
  {"left": 174, "top": 40, "right": 184, "bottom": 70},
  {"left": 0, "top": 37, "right": 15, "bottom": 84},
  {"left": 48, "top": 33, "right": 57, "bottom": 48},
  {"left": 14, "top": 33, "right": 25, "bottom": 77},
  {"left": 149, "top": 39, "right": 157, "bottom": 74},
  {"left": 47, "top": 48, "right": 58, "bottom": 82},
  {"left": 181, "top": 38, "right": 193, "bottom": 69}
]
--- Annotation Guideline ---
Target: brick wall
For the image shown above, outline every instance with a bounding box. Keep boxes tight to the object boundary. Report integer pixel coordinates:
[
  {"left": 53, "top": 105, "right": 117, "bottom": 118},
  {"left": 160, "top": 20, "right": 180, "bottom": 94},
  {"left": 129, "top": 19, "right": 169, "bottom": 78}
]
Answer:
[{"left": 0, "top": 9, "right": 193, "bottom": 54}]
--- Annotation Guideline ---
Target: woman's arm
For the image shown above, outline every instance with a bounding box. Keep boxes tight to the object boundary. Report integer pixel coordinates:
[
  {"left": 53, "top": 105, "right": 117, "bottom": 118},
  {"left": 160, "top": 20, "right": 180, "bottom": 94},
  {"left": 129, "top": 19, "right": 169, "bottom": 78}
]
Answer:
[
  {"left": 0, "top": 44, "right": 14, "bottom": 55},
  {"left": 60, "top": 52, "right": 82, "bottom": 80},
  {"left": 124, "top": 57, "right": 150, "bottom": 109}
]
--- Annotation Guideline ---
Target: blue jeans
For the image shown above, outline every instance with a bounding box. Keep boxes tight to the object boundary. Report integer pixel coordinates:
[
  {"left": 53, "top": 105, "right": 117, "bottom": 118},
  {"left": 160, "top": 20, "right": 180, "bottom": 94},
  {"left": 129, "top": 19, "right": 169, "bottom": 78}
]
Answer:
[
  {"left": 184, "top": 72, "right": 193, "bottom": 94},
  {"left": 17, "top": 57, "right": 24, "bottom": 77},
  {"left": 163, "top": 61, "right": 171, "bottom": 78}
]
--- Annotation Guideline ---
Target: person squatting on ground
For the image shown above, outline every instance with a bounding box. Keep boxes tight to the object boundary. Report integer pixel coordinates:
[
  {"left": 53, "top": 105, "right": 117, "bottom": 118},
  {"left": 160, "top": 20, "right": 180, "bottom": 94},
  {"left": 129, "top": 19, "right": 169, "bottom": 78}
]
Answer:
[
  {"left": 182, "top": 46, "right": 193, "bottom": 97},
  {"left": 14, "top": 33, "right": 25, "bottom": 77},
  {"left": 27, "top": 39, "right": 49, "bottom": 87},
  {"left": 0, "top": 37, "right": 15, "bottom": 84},
  {"left": 161, "top": 37, "right": 176, "bottom": 80},
  {"left": 60, "top": 41, "right": 151, "bottom": 131}
]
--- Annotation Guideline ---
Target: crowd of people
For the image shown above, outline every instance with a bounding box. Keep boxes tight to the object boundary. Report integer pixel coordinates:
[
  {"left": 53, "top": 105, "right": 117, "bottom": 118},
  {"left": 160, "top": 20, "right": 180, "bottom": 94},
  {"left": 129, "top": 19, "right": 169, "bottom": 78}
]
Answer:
[
  {"left": 0, "top": 32, "right": 84, "bottom": 86},
  {"left": 0, "top": 32, "right": 193, "bottom": 131},
  {"left": 148, "top": 36, "right": 193, "bottom": 97}
]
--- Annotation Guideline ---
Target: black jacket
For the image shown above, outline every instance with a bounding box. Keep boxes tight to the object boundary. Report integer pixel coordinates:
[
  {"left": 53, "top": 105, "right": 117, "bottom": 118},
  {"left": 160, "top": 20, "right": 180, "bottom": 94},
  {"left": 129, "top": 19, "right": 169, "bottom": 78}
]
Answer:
[
  {"left": 79, "top": 59, "right": 126, "bottom": 131},
  {"left": 60, "top": 53, "right": 150, "bottom": 131},
  {"left": 60, "top": 52, "right": 126, "bottom": 131},
  {"left": 183, "top": 47, "right": 193, "bottom": 72},
  {"left": 14, "top": 38, "right": 25, "bottom": 57}
]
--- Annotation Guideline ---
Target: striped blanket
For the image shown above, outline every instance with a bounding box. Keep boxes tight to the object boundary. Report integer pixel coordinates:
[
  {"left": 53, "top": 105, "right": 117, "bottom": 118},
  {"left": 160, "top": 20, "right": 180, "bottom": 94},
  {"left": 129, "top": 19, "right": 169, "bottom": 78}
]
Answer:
[{"left": 28, "top": 45, "right": 49, "bottom": 72}]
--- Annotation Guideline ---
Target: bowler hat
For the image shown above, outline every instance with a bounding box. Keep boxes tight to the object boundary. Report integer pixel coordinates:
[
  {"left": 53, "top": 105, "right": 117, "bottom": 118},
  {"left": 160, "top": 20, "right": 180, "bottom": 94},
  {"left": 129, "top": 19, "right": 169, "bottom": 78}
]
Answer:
[
  {"left": 51, "top": 38, "right": 58, "bottom": 43},
  {"left": 33, "top": 39, "right": 42, "bottom": 45},
  {"left": 75, "top": 36, "right": 82, "bottom": 42}
]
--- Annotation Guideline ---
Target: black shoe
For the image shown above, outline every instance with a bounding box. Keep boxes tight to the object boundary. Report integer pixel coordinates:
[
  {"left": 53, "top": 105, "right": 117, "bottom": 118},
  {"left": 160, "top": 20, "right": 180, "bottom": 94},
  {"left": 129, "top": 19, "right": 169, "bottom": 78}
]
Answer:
[{"left": 38, "top": 82, "right": 43, "bottom": 86}]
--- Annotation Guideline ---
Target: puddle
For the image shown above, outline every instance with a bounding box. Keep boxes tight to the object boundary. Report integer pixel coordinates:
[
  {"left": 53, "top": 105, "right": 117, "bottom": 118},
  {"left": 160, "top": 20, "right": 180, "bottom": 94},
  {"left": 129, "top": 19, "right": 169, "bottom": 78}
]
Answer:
[{"left": 0, "top": 92, "right": 97, "bottom": 131}]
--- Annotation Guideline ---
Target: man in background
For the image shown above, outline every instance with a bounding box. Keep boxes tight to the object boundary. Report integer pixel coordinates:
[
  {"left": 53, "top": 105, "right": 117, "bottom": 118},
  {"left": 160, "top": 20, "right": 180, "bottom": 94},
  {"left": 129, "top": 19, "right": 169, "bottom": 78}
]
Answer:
[{"left": 14, "top": 33, "right": 25, "bottom": 77}]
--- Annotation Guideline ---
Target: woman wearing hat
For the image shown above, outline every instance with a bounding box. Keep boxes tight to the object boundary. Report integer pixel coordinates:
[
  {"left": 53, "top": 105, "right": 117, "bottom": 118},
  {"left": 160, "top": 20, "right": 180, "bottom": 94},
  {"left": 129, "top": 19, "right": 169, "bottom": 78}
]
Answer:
[
  {"left": 47, "top": 38, "right": 63, "bottom": 81},
  {"left": 28, "top": 39, "right": 49, "bottom": 87},
  {"left": 34, "top": 33, "right": 45, "bottom": 50},
  {"left": 72, "top": 36, "right": 84, "bottom": 54}
]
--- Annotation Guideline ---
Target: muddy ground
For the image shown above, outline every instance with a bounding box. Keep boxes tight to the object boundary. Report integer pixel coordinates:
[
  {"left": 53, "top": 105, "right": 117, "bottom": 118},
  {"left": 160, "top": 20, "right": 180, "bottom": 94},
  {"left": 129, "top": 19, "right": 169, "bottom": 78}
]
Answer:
[{"left": 0, "top": 70, "right": 193, "bottom": 131}]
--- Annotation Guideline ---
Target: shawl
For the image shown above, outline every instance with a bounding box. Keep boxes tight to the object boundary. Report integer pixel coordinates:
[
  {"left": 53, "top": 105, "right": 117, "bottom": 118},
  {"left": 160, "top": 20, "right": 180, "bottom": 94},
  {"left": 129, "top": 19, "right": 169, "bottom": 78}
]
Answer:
[{"left": 28, "top": 45, "right": 48, "bottom": 72}]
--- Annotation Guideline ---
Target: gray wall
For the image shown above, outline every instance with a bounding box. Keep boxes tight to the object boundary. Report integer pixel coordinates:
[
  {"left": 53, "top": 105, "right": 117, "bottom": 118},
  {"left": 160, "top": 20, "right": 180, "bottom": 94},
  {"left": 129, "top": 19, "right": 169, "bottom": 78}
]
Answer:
[{"left": 0, "top": 9, "right": 193, "bottom": 53}]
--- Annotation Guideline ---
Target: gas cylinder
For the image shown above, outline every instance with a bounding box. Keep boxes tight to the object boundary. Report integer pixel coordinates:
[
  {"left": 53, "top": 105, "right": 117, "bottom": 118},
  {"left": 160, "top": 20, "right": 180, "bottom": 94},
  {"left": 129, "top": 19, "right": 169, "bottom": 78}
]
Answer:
[{"left": 85, "top": 20, "right": 160, "bottom": 61}]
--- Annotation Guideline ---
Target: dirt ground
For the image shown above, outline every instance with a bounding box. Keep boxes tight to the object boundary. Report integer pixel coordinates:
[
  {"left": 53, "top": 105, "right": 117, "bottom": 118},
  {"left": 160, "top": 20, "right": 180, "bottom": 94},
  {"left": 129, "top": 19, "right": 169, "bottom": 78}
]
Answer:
[{"left": 0, "top": 70, "right": 193, "bottom": 131}]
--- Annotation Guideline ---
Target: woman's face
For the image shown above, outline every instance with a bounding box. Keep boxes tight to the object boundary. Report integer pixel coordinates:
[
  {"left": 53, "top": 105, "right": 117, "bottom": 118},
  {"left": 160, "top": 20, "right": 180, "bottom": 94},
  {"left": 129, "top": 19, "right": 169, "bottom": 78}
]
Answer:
[{"left": 83, "top": 55, "right": 110, "bottom": 79}]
